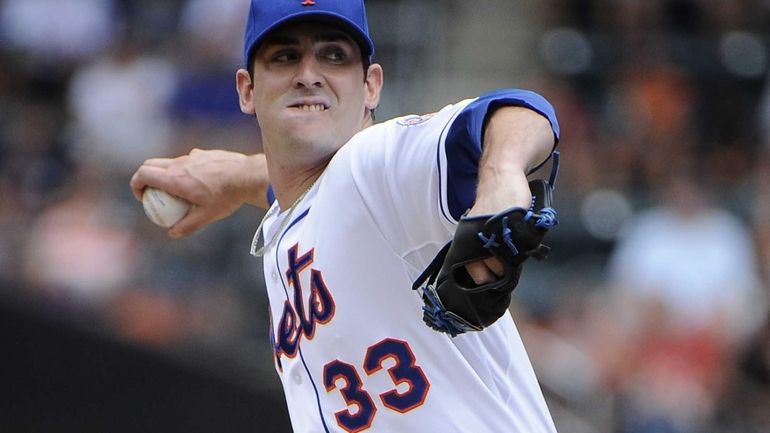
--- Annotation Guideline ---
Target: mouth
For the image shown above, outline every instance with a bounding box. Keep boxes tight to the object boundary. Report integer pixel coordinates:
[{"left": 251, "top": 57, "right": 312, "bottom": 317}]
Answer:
[{"left": 289, "top": 103, "right": 330, "bottom": 112}]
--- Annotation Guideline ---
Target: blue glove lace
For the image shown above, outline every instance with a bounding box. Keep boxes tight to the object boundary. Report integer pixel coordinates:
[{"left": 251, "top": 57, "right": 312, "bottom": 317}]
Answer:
[{"left": 421, "top": 285, "right": 482, "bottom": 337}]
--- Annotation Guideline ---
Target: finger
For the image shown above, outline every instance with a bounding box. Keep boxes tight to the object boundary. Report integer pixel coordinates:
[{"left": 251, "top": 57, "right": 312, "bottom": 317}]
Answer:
[
  {"left": 485, "top": 257, "right": 505, "bottom": 277},
  {"left": 130, "top": 156, "right": 189, "bottom": 199},
  {"left": 129, "top": 168, "right": 156, "bottom": 201},
  {"left": 142, "top": 158, "right": 174, "bottom": 168},
  {"left": 130, "top": 166, "right": 176, "bottom": 200},
  {"left": 168, "top": 207, "right": 211, "bottom": 238},
  {"left": 465, "top": 261, "right": 497, "bottom": 285},
  {"left": 129, "top": 172, "right": 145, "bottom": 201},
  {"left": 131, "top": 165, "right": 204, "bottom": 205}
]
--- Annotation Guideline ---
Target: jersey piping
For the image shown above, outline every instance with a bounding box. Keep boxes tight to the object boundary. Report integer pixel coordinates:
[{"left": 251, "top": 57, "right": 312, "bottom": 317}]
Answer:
[{"left": 272, "top": 207, "right": 332, "bottom": 433}]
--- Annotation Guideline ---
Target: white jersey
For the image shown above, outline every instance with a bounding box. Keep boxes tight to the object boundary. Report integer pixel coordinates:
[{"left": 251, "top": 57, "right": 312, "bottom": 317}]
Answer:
[{"left": 257, "top": 97, "right": 558, "bottom": 433}]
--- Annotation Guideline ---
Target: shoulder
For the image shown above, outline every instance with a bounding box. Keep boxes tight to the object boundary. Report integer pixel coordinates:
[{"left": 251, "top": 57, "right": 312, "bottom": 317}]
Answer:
[{"left": 342, "top": 99, "right": 479, "bottom": 153}]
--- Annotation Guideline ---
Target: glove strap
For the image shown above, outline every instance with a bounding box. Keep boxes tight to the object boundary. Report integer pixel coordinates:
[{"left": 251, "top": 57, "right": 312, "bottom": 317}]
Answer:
[
  {"left": 411, "top": 241, "right": 451, "bottom": 291},
  {"left": 421, "top": 284, "right": 483, "bottom": 337},
  {"left": 549, "top": 150, "right": 560, "bottom": 191}
]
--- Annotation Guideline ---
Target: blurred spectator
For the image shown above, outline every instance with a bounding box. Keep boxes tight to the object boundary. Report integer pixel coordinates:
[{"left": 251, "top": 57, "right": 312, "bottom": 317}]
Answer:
[
  {"left": 169, "top": 0, "right": 252, "bottom": 129},
  {"left": 605, "top": 167, "right": 766, "bottom": 432},
  {"left": 608, "top": 168, "right": 765, "bottom": 341},
  {"left": 732, "top": 316, "right": 770, "bottom": 432},
  {"left": 0, "top": 0, "right": 116, "bottom": 63},
  {"left": 1, "top": 101, "right": 73, "bottom": 209},
  {"left": 0, "top": 176, "right": 26, "bottom": 284},
  {"left": 68, "top": 35, "right": 177, "bottom": 177},
  {"left": 601, "top": 63, "right": 699, "bottom": 196},
  {"left": 754, "top": 155, "right": 770, "bottom": 285},
  {"left": 0, "top": 86, "right": 74, "bottom": 285},
  {"left": 21, "top": 164, "right": 139, "bottom": 314},
  {"left": 178, "top": 0, "right": 249, "bottom": 64}
]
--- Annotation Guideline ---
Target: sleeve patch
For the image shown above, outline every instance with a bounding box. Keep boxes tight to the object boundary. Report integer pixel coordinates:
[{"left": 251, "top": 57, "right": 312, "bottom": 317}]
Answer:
[{"left": 396, "top": 113, "right": 437, "bottom": 127}]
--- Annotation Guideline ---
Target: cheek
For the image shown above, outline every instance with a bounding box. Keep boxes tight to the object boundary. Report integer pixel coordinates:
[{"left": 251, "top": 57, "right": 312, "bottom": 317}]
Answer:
[
  {"left": 251, "top": 86, "right": 282, "bottom": 118},
  {"left": 335, "top": 79, "right": 368, "bottom": 114},
  {"left": 251, "top": 74, "right": 284, "bottom": 102}
]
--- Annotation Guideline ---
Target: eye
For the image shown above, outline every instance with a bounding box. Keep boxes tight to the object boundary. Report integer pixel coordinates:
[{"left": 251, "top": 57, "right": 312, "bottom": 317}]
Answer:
[
  {"left": 320, "top": 46, "right": 349, "bottom": 63},
  {"left": 271, "top": 50, "right": 298, "bottom": 63},
  {"left": 326, "top": 51, "right": 344, "bottom": 61}
]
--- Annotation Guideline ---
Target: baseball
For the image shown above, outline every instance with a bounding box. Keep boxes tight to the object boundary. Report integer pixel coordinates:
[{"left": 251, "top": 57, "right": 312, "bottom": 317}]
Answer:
[{"left": 142, "top": 187, "right": 191, "bottom": 228}]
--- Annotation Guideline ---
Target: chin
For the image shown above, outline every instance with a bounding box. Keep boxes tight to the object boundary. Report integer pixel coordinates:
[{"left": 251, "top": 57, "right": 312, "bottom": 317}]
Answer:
[{"left": 281, "top": 114, "right": 329, "bottom": 132}]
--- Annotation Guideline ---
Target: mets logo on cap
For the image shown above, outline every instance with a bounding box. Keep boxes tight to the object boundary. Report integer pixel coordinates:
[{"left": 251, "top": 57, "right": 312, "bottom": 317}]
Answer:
[{"left": 301, "top": 0, "right": 316, "bottom": 5}]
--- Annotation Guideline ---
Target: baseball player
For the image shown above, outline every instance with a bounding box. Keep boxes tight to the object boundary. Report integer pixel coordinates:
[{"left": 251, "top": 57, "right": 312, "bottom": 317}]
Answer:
[{"left": 131, "top": 1, "right": 561, "bottom": 432}]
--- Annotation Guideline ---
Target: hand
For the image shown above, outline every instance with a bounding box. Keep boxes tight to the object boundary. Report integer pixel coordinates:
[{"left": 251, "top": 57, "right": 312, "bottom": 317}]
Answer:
[
  {"left": 462, "top": 174, "right": 533, "bottom": 285},
  {"left": 130, "top": 149, "right": 269, "bottom": 237},
  {"left": 464, "top": 199, "right": 509, "bottom": 285}
]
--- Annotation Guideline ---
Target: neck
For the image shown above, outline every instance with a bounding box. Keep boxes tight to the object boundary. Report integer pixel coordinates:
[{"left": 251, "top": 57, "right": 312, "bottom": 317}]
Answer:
[
  {"left": 261, "top": 113, "right": 372, "bottom": 209},
  {"left": 267, "top": 156, "right": 329, "bottom": 210}
]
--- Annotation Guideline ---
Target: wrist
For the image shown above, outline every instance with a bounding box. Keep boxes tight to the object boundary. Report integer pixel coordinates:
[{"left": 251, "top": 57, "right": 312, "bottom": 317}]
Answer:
[
  {"left": 240, "top": 154, "right": 270, "bottom": 209},
  {"left": 468, "top": 169, "right": 531, "bottom": 217},
  {"left": 467, "top": 191, "right": 531, "bottom": 217}
]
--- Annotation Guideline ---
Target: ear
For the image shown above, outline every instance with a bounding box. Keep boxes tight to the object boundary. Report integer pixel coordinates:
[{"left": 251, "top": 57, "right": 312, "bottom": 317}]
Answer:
[
  {"left": 236, "top": 69, "right": 256, "bottom": 115},
  {"left": 364, "top": 63, "right": 383, "bottom": 111}
]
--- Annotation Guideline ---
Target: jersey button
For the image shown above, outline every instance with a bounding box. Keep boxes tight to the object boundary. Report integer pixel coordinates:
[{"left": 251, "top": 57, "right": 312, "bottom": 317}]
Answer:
[
  {"left": 293, "top": 373, "right": 303, "bottom": 385},
  {"left": 271, "top": 271, "right": 279, "bottom": 281}
]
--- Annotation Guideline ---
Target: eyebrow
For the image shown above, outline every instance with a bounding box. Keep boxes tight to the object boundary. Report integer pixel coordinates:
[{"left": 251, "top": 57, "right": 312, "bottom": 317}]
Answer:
[{"left": 262, "top": 31, "right": 355, "bottom": 48}]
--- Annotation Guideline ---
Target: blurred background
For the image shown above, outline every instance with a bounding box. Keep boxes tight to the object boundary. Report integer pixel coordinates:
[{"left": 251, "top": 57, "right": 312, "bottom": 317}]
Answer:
[{"left": 1, "top": 0, "right": 769, "bottom": 432}]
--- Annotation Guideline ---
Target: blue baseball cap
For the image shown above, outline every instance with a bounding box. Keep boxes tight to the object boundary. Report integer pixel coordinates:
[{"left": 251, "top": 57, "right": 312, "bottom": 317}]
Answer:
[{"left": 243, "top": 0, "right": 375, "bottom": 68}]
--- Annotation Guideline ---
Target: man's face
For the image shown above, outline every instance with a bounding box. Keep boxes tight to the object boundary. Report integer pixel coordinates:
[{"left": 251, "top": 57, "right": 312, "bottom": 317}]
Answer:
[{"left": 237, "top": 22, "right": 382, "bottom": 159}]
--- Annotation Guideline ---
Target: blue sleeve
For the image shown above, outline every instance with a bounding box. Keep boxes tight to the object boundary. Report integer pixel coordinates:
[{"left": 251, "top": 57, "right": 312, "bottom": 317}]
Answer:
[{"left": 444, "top": 89, "right": 560, "bottom": 220}]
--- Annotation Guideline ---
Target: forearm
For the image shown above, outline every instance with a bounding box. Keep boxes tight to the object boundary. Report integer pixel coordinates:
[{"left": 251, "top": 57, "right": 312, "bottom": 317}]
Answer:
[
  {"left": 178, "top": 150, "right": 270, "bottom": 210},
  {"left": 469, "top": 106, "right": 555, "bottom": 216}
]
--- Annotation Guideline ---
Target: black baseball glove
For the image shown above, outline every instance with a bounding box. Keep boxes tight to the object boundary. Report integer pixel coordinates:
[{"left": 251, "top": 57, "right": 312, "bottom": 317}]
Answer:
[{"left": 412, "top": 179, "right": 557, "bottom": 337}]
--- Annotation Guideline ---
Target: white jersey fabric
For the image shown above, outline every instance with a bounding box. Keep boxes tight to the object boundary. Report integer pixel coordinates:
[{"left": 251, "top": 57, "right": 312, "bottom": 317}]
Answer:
[{"left": 257, "top": 97, "right": 558, "bottom": 433}]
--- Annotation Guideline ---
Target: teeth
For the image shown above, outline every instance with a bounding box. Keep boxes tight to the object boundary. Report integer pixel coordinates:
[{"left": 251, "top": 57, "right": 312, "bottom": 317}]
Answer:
[{"left": 299, "top": 104, "right": 325, "bottom": 112}]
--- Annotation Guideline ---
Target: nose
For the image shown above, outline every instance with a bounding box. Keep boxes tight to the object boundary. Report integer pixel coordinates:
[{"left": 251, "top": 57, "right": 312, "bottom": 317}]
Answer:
[{"left": 293, "top": 56, "right": 324, "bottom": 89}]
